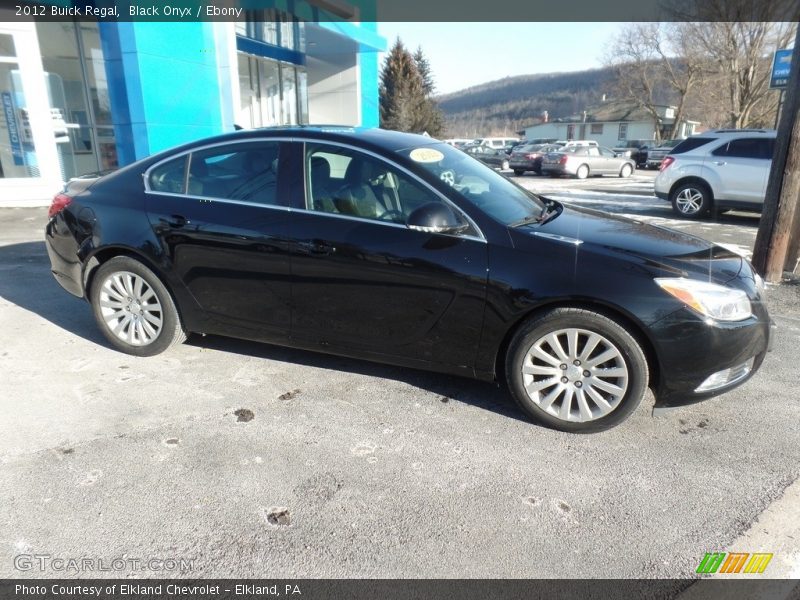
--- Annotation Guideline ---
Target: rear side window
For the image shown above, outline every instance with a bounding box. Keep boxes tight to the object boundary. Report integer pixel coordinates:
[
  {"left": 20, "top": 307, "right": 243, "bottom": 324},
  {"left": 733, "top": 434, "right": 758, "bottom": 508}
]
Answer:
[
  {"left": 712, "top": 138, "right": 773, "bottom": 159},
  {"left": 149, "top": 156, "right": 187, "bottom": 194},
  {"left": 670, "top": 137, "right": 717, "bottom": 154},
  {"left": 187, "top": 141, "right": 281, "bottom": 205}
]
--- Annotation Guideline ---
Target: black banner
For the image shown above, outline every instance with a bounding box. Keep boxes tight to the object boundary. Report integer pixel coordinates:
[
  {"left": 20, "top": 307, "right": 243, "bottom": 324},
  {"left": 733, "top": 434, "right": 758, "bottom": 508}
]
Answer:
[
  {"left": 1, "top": 0, "right": 798, "bottom": 22},
  {"left": 1, "top": 580, "right": 800, "bottom": 600}
]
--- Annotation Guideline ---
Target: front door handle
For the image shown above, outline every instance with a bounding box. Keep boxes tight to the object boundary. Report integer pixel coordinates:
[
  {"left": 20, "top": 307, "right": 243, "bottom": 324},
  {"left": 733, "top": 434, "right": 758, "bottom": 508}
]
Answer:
[
  {"left": 714, "top": 161, "right": 727, "bottom": 166},
  {"left": 297, "top": 240, "right": 336, "bottom": 255}
]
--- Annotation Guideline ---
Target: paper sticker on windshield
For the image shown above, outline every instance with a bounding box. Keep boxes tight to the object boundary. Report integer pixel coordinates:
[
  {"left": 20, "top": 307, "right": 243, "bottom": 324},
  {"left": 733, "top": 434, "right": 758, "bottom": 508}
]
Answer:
[{"left": 409, "top": 148, "right": 444, "bottom": 163}]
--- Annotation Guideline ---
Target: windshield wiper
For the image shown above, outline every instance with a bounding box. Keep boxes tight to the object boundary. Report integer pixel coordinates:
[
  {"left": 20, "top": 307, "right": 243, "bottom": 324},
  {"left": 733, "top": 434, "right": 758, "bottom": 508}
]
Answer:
[{"left": 510, "top": 202, "right": 561, "bottom": 228}]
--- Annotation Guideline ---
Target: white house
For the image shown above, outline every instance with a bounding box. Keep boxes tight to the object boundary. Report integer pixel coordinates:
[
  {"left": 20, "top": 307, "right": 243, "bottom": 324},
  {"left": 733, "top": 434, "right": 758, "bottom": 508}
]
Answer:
[{"left": 521, "top": 102, "right": 700, "bottom": 147}]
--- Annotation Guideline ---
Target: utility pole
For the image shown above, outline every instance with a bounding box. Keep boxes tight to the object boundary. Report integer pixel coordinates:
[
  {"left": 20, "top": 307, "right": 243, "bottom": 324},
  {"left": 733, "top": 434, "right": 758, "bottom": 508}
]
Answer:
[{"left": 752, "top": 29, "right": 800, "bottom": 282}]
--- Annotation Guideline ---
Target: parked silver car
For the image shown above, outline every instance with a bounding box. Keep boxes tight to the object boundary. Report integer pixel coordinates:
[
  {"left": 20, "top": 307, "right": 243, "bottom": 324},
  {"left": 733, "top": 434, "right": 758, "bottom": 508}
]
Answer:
[
  {"left": 654, "top": 129, "right": 776, "bottom": 218},
  {"left": 541, "top": 146, "right": 636, "bottom": 179}
]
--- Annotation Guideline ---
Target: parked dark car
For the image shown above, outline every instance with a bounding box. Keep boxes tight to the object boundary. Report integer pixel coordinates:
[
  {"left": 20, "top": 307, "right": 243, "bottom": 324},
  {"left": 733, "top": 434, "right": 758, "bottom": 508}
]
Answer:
[
  {"left": 45, "top": 127, "right": 774, "bottom": 433},
  {"left": 646, "top": 139, "right": 682, "bottom": 169},
  {"left": 464, "top": 145, "right": 510, "bottom": 170},
  {"left": 613, "top": 139, "right": 653, "bottom": 168},
  {"left": 509, "top": 143, "right": 563, "bottom": 176}
]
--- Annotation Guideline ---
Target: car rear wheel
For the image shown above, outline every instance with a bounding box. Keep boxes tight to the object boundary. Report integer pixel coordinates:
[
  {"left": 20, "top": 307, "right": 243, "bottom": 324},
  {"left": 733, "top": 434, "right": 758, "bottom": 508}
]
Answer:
[
  {"left": 90, "top": 256, "right": 186, "bottom": 356},
  {"left": 670, "top": 182, "right": 712, "bottom": 218},
  {"left": 576, "top": 164, "right": 589, "bottom": 179},
  {"left": 514, "top": 169, "right": 524, "bottom": 176},
  {"left": 505, "top": 308, "right": 648, "bottom": 433},
  {"left": 619, "top": 164, "right": 633, "bottom": 178}
]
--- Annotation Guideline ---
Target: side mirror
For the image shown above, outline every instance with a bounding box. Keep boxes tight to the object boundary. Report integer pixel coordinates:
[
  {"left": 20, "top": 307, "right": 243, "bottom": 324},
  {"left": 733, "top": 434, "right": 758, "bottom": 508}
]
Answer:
[{"left": 407, "top": 202, "right": 469, "bottom": 235}]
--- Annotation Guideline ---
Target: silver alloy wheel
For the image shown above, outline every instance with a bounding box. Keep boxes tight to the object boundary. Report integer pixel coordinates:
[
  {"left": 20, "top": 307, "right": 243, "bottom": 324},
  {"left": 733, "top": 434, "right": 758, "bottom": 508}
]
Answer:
[
  {"left": 620, "top": 164, "right": 632, "bottom": 177},
  {"left": 502, "top": 160, "right": 509, "bottom": 170},
  {"left": 98, "top": 271, "right": 163, "bottom": 346},
  {"left": 576, "top": 165, "right": 589, "bottom": 179},
  {"left": 521, "top": 328, "right": 629, "bottom": 422},
  {"left": 675, "top": 187, "right": 704, "bottom": 214}
]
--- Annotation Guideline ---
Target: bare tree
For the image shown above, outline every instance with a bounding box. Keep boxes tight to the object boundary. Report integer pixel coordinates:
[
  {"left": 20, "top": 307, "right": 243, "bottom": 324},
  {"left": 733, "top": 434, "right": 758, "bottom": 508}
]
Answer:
[
  {"left": 605, "top": 23, "right": 702, "bottom": 140},
  {"left": 680, "top": 0, "right": 796, "bottom": 128}
]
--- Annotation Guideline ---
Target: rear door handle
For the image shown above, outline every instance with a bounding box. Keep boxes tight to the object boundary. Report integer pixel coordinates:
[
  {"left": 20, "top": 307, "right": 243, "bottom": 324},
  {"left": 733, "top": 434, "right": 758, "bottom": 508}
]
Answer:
[
  {"left": 161, "top": 214, "right": 189, "bottom": 228},
  {"left": 714, "top": 161, "right": 727, "bottom": 166}
]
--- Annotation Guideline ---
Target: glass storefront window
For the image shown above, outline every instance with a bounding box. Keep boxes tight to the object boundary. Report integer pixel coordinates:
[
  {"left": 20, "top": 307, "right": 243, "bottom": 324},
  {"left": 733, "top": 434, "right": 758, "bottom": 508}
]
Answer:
[
  {"left": 35, "top": 21, "right": 117, "bottom": 180},
  {"left": 0, "top": 33, "right": 40, "bottom": 179},
  {"left": 237, "top": 54, "right": 307, "bottom": 129},
  {"left": 280, "top": 64, "right": 297, "bottom": 125}
]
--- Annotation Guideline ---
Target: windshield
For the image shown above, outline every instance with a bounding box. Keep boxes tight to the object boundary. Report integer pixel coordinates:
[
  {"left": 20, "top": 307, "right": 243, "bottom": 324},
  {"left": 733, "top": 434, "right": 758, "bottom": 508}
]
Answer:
[{"left": 398, "top": 143, "right": 546, "bottom": 225}]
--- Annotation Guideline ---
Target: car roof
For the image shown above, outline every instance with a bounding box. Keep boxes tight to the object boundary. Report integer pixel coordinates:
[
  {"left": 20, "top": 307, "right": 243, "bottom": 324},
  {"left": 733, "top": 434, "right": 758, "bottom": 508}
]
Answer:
[
  {"left": 148, "top": 126, "right": 442, "bottom": 163},
  {"left": 700, "top": 129, "right": 777, "bottom": 137}
]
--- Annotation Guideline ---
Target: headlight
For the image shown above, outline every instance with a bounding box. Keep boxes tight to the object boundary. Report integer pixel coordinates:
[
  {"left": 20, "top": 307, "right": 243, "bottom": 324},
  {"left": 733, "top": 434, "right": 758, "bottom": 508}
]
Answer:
[{"left": 655, "top": 277, "right": 752, "bottom": 321}]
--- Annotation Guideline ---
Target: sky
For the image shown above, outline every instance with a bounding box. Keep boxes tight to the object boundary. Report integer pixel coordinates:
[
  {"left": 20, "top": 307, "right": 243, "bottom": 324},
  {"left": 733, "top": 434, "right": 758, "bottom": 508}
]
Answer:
[{"left": 376, "top": 22, "right": 625, "bottom": 95}]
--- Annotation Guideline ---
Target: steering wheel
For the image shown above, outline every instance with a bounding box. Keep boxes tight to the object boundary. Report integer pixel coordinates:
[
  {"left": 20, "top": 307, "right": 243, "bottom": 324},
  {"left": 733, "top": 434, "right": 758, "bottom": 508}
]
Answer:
[
  {"left": 377, "top": 209, "right": 405, "bottom": 223},
  {"left": 440, "top": 170, "right": 456, "bottom": 186}
]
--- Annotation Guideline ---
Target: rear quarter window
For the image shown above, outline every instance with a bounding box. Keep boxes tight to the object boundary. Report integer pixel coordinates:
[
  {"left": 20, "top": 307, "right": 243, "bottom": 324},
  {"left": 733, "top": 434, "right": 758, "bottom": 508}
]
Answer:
[{"left": 148, "top": 156, "right": 187, "bottom": 194}]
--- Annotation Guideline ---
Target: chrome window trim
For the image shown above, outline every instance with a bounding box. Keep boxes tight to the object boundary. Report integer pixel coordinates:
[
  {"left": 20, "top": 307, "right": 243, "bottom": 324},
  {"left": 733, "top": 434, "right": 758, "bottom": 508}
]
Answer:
[{"left": 141, "top": 135, "right": 486, "bottom": 242}]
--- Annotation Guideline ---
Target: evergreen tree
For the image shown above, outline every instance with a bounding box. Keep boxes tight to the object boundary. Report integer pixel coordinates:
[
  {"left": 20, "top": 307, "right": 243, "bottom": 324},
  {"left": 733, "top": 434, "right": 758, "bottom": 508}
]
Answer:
[
  {"left": 413, "top": 46, "right": 435, "bottom": 96},
  {"left": 379, "top": 38, "right": 445, "bottom": 138}
]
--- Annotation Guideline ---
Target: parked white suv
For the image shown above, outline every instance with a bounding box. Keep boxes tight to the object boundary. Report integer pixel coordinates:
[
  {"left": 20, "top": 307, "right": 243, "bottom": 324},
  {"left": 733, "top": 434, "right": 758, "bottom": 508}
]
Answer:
[{"left": 654, "top": 129, "right": 776, "bottom": 218}]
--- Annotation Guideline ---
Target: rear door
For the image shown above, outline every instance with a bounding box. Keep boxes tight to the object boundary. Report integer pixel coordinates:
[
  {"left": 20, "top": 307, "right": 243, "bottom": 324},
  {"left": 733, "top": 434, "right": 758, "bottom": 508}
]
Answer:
[{"left": 144, "top": 139, "right": 293, "bottom": 342}]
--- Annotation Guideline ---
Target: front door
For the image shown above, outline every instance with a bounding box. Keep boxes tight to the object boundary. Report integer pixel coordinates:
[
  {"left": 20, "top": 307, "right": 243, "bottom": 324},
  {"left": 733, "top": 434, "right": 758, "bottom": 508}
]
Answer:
[
  {"left": 144, "top": 139, "right": 293, "bottom": 342},
  {"left": 286, "top": 141, "right": 489, "bottom": 370}
]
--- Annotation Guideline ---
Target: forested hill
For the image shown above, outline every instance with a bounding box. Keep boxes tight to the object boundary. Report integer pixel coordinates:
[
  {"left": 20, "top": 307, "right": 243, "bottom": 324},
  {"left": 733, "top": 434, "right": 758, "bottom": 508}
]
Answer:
[{"left": 437, "top": 66, "right": 619, "bottom": 137}]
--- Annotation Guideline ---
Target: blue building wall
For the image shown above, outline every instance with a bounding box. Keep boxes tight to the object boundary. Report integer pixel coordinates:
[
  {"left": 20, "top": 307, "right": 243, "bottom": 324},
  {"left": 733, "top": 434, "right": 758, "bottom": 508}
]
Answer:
[
  {"left": 100, "top": 18, "right": 384, "bottom": 165},
  {"left": 99, "top": 22, "right": 232, "bottom": 165}
]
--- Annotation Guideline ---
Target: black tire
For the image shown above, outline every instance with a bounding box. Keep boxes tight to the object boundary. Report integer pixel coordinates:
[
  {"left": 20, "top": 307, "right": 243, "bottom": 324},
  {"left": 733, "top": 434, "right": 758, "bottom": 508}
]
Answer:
[
  {"left": 505, "top": 308, "right": 649, "bottom": 433},
  {"left": 670, "top": 181, "right": 712, "bottom": 219},
  {"left": 89, "top": 256, "right": 186, "bottom": 357},
  {"left": 575, "top": 164, "right": 589, "bottom": 179},
  {"left": 513, "top": 169, "right": 524, "bottom": 176}
]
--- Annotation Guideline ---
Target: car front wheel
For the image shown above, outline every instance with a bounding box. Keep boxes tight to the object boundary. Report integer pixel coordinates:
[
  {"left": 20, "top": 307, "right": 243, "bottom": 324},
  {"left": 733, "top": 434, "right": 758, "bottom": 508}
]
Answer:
[
  {"left": 670, "top": 182, "right": 712, "bottom": 218},
  {"left": 505, "top": 308, "right": 649, "bottom": 433},
  {"left": 90, "top": 256, "right": 186, "bottom": 356},
  {"left": 619, "top": 164, "right": 633, "bottom": 178}
]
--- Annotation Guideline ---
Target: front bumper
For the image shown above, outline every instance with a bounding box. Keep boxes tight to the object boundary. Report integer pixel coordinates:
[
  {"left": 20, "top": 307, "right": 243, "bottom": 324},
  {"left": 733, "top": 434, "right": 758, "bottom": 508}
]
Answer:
[{"left": 650, "top": 306, "right": 773, "bottom": 408}]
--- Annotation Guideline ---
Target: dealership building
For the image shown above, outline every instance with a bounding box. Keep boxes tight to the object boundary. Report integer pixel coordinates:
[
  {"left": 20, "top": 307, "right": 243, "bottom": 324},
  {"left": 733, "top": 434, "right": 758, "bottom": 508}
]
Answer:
[{"left": 0, "top": 3, "right": 385, "bottom": 202}]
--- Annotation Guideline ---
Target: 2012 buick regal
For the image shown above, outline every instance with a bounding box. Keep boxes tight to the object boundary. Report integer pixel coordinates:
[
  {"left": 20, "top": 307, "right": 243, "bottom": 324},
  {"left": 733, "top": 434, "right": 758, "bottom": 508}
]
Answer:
[{"left": 45, "top": 127, "right": 775, "bottom": 432}]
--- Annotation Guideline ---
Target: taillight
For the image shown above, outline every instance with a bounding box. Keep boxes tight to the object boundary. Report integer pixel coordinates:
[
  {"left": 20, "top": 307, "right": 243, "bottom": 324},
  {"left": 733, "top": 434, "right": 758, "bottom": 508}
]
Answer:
[
  {"left": 559, "top": 155, "right": 569, "bottom": 165},
  {"left": 48, "top": 193, "right": 72, "bottom": 218},
  {"left": 660, "top": 156, "right": 675, "bottom": 172}
]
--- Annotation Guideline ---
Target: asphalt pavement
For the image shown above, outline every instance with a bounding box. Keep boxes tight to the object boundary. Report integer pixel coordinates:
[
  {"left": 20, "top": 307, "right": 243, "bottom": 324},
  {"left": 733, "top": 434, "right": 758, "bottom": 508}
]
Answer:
[{"left": 1, "top": 204, "right": 798, "bottom": 580}]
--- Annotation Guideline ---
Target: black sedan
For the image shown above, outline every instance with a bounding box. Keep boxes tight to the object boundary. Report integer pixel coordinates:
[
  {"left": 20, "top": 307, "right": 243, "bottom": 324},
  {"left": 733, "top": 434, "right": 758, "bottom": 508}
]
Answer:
[
  {"left": 463, "top": 145, "right": 510, "bottom": 170},
  {"left": 45, "top": 127, "right": 774, "bottom": 432}
]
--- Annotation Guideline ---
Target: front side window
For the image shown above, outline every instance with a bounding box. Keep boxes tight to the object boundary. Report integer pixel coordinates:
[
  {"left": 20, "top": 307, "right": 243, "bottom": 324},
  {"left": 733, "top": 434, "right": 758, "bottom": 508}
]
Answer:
[
  {"left": 305, "top": 144, "right": 472, "bottom": 230},
  {"left": 187, "top": 142, "right": 281, "bottom": 205},
  {"left": 712, "top": 138, "right": 772, "bottom": 159},
  {"left": 397, "top": 143, "right": 546, "bottom": 226}
]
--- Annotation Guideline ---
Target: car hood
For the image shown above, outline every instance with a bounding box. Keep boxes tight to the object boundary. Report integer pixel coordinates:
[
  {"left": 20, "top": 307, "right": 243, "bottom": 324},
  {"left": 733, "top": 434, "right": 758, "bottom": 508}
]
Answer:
[{"left": 511, "top": 203, "right": 743, "bottom": 283}]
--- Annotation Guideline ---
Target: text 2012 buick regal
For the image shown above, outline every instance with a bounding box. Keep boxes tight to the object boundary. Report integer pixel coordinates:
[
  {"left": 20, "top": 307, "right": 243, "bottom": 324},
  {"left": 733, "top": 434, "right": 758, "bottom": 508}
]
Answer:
[{"left": 45, "top": 127, "right": 775, "bottom": 432}]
